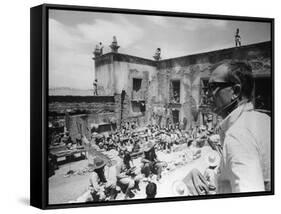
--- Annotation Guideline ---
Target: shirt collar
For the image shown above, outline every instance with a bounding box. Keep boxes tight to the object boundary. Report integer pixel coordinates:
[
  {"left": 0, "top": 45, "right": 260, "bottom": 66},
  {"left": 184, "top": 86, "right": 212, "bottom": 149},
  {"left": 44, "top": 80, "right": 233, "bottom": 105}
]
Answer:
[{"left": 219, "top": 101, "right": 254, "bottom": 133}]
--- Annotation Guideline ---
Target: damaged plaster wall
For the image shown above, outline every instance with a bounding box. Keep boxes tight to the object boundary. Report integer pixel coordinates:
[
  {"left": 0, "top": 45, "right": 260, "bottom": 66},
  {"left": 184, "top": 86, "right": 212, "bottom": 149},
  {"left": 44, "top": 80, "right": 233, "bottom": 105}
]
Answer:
[
  {"left": 157, "top": 41, "right": 271, "bottom": 129},
  {"left": 95, "top": 53, "right": 157, "bottom": 126},
  {"left": 113, "top": 61, "right": 157, "bottom": 95},
  {"left": 95, "top": 55, "right": 114, "bottom": 96},
  {"left": 156, "top": 65, "right": 195, "bottom": 128},
  {"left": 94, "top": 41, "right": 271, "bottom": 129}
]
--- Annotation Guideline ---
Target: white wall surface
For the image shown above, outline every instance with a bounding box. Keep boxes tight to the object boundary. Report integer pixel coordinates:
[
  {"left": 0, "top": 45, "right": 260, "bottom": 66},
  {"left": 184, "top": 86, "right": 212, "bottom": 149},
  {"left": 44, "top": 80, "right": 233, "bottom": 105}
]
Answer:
[
  {"left": 0, "top": 0, "right": 279, "bottom": 213},
  {"left": 114, "top": 61, "right": 157, "bottom": 94}
]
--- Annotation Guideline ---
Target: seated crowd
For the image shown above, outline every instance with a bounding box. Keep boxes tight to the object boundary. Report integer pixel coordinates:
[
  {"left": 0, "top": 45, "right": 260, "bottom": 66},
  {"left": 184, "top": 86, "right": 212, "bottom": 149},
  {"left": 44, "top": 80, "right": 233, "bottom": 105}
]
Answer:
[
  {"left": 75, "top": 121, "right": 219, "bottom": 202},
  {"left": 50, "top": 120, "right": 221, "bottom": 202}
]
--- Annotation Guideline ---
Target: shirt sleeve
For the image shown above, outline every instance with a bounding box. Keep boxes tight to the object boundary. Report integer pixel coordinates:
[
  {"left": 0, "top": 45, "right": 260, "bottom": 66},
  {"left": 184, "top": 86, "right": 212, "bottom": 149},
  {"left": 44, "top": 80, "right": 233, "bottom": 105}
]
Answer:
[{"left": 224, "top": 130, "right": 265, "bottom": 193}]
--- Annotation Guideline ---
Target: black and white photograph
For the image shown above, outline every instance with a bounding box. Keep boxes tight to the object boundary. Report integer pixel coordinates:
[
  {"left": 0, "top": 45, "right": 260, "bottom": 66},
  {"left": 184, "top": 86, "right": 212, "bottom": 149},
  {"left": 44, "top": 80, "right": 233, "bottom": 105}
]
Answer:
[{"left": 46, "top": 6, "right": 273, "bottom": 206}]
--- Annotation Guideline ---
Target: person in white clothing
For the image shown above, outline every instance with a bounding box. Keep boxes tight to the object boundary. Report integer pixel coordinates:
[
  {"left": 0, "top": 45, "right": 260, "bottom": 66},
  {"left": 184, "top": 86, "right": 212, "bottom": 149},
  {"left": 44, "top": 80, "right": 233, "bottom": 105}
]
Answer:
[{"left": 208, "top": 60, "right": 271, "bottom": 193}]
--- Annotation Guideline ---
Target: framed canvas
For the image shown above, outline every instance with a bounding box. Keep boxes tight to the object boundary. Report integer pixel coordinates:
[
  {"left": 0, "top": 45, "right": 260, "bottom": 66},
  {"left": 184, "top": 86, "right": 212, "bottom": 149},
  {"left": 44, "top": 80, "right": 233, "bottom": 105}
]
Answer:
[{"left": 30, "top": 3, "right": 274, "bottom": 209}]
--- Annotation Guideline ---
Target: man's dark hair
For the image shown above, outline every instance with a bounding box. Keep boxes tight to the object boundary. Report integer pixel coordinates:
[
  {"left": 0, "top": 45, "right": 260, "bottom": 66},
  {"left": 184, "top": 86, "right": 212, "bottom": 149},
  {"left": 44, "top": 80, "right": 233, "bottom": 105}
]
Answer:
[
  {"left": 146, "top": 182, "right": 157, "bottom": 198},
  {"left": 212, "top": 60, "right": 254, "bottom": 100}
]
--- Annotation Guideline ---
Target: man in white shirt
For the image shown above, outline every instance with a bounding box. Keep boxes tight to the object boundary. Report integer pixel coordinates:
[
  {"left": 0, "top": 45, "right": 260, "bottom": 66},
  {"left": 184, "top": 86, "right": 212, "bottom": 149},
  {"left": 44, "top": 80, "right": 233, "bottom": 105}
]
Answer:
[{"left": 208, "top": 61, "right": 271, "bottom": 193}]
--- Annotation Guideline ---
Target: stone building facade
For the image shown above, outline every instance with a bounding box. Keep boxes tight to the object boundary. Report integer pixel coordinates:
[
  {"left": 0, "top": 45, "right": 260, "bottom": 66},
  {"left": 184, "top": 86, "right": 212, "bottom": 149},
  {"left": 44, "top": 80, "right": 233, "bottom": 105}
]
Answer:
[{"left": 95, "top": 41, "right": 272, "bottom": 129}]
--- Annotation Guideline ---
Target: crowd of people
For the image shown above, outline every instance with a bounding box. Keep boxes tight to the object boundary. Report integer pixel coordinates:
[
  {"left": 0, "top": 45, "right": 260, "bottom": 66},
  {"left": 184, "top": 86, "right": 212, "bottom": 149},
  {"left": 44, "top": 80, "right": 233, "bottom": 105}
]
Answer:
[
  {"left": 84, "top": 121, "right": 216, "bottom": 154},
  {"left": 48, "top": 114, "right": 223, "bottom": 202},
  {"left": 66, "top": 121, "right": 220, "bottom": 202}
]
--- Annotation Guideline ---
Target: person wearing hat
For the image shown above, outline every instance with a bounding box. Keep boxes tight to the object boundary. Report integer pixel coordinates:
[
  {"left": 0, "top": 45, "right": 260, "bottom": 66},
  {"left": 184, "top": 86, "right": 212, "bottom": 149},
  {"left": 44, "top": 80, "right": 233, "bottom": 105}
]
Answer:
[
  {"left": 141, "top": 140, "right": 162, "bottom": 181},
  {"left": 123, "top": 150, "right": 133, "bottom": 170},
  {"left": 89, "top": 156, "right": 108, "bottom": 201},
  {"left": 88, "top": 153, "right": 120, "bottom": 201},
  {"left": 115, "top": 154, "right": 141, "bottom": 199},
  {"left": 158, "top": 131, "right": 166, "bottom": 150},
  {"left": 103, "top": 151, "right": 123, "bottom": 200},
  {"left": 203, "top": 151, "right": 221, "bottom": 194},
  {"left": 165, "top": 133, "right": 172, "bottom": 153}
]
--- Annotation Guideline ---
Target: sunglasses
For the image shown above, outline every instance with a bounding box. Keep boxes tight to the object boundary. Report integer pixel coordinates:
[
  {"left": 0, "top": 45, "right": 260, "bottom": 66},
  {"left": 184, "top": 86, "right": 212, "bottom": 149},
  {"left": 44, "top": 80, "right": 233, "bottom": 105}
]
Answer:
[{"left": 207, "top": 82, "right": 234, "bottom": 93}]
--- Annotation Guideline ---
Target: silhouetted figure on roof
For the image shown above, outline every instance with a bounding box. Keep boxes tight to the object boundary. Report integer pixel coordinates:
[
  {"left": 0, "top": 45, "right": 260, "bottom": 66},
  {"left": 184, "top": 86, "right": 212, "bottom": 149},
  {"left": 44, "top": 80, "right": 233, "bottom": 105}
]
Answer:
[
  {"left": 93, "top": 79, "right": 98, "bottom": 96},
  {"left": 98, "top": 42, "right": 104, "bottom": 55},
  {"left": 93, "top": 42, "right": 104, "bottom": 58},
  {"left": 235, "top": 28, "right": 241, "bottom": 47}
]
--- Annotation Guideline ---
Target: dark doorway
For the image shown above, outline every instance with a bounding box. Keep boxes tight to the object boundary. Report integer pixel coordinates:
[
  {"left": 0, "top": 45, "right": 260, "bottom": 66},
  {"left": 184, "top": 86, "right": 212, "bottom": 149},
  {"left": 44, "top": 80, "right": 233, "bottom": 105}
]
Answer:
[
  {"left": 133, "top": 78, "right": 142, "bottom": 92},
  {"left": 254, "top": 77, "right": 271, "bottom": 114},
  {"left": 172, "top": 109, "right": 179, "bottom": 124},
  {"left": 131, "top": 101, "right": 146, "bottom": 114},
  {"left": 170, "top": 80, "right": 180, "bottom": 103}
]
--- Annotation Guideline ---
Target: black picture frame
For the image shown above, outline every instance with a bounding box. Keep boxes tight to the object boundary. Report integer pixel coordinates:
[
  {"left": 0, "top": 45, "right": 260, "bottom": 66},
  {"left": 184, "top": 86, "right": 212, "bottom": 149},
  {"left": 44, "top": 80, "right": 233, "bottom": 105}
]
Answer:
[{"left": 30, "top": 3, "right": 274, "bottom": 209}]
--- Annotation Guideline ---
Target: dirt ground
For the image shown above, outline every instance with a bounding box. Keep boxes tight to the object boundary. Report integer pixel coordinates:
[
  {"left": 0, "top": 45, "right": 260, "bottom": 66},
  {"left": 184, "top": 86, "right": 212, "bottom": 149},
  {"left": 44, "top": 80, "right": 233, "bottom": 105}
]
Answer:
[{"left": 48, "top": 145, "right": 213, "bottom": 204}]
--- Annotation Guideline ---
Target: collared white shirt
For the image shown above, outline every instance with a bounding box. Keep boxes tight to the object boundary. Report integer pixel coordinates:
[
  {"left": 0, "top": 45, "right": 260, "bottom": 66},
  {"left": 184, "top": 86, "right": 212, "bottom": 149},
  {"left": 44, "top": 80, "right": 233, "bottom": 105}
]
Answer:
[{"left": 218, "top": 102, "right": 271, "bottom": 193}]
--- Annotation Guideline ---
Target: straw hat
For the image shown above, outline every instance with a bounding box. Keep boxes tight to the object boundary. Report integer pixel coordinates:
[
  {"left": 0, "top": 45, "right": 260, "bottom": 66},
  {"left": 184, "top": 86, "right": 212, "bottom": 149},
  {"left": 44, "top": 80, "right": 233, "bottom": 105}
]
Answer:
[
  {"left": 143, "top": 140, "right": 156, "bottom": 152},
  {"left": 172, "top": 180, "right": 190, "bottom": 196},
  {"left": 205, "top": 151, "right": 220, "bottom": 167},
  {"left": 90, "top": 156, "right": 106, "bottom": 170}
]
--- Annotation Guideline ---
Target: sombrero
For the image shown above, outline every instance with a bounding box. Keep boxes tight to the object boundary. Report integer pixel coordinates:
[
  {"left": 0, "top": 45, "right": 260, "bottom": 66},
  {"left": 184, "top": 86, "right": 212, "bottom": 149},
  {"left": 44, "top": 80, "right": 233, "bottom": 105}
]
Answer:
[
  {"left": 143, "top": 140, "right": 156, "bottom": 152},
  {"left": 90, "top": 156, "right": 106, "bottom": 170},
  {"left": 205, "top": 151, "right": 220, "bottom": 167},
  {"left": 172, "top": 180, "right": 190, "bottom": 196}
]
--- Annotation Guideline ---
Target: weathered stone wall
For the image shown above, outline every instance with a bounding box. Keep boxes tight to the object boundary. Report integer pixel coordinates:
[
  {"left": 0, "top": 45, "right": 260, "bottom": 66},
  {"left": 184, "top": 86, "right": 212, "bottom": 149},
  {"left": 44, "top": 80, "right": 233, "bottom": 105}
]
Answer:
[
  {"left": 95, "top": 53, "right": 158, "bottom": 125},
  {"left": 94, "top": 41, "right": 272, "bottom": 129},
  {"left": 95, "top": 53, "right": 157, "bottom": 95},
  {"left": 157, "top": 41, "right": 271, "bottom": 129}
]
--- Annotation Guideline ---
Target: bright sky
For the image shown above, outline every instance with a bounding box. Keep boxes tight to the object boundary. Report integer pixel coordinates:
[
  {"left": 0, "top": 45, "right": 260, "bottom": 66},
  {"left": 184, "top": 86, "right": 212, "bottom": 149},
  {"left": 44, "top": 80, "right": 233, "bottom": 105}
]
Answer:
[{"left": 49, "top": 9, "right": 271, "bottom": 89}]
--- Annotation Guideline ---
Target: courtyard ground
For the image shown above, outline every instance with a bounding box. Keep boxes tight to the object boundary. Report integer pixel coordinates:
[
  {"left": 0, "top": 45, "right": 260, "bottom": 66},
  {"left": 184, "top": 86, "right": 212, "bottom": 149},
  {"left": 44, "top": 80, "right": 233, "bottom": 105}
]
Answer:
[{"left": 48, "top": 145, "right": 213, "bottom": 204}]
